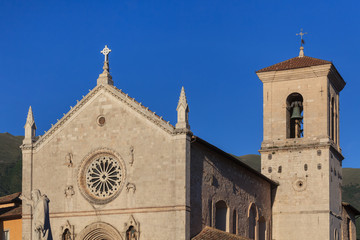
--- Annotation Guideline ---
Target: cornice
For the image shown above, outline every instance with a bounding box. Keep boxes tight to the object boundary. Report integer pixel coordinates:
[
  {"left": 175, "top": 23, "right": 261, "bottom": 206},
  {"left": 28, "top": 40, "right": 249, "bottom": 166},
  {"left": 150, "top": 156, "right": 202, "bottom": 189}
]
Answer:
[
  {"left": 257, "top": 64, "right": 332, "bottom": 83},
  {"left": 328, "top": 65, "right": 346, "bottom": 92}
]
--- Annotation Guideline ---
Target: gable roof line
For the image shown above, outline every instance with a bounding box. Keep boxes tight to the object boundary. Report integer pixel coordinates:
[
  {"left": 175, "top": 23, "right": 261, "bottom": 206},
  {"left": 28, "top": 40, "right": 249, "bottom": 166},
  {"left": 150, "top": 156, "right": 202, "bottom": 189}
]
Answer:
[
  {"left": 31, "top": 84, "right": 104, "bottom": 150},
  {"left": 29, "top": 84, "right": 176, "bottom": 150},
  {"left": 104, "top": 85, "right": 175, "bottom": 133}
]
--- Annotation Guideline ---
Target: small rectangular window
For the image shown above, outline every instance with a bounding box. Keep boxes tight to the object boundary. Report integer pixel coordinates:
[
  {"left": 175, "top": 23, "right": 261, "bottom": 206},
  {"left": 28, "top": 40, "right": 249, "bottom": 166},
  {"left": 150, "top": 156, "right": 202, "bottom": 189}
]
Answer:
[{"left": 3, "top": 230, "right": 10, "bottom": 240}]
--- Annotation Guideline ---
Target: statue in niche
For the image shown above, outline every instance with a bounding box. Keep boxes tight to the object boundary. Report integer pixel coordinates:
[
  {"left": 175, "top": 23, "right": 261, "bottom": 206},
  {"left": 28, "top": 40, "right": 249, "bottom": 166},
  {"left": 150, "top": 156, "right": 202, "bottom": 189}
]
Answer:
[
  {"left": 62, "top": 229, "right": 71, "bottom": 240},
  {"left": 126, "top": 226, "right": 138, "bottom": 240},
  {"left": 21, "top": 189, "right": 53, "bottom": 240}
]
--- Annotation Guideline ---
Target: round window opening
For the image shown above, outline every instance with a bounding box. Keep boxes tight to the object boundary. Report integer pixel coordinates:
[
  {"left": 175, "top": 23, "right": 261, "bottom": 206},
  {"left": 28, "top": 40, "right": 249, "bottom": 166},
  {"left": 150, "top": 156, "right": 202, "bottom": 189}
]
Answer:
[
  {"left": 78, "top": 150, "right": 126, "bottom": 204},
  {"left": 293, "top": 178, "right": 307, "bottom": 192},
  {"left": 97, "top": 116, "right": 106, "bottom": 126}
]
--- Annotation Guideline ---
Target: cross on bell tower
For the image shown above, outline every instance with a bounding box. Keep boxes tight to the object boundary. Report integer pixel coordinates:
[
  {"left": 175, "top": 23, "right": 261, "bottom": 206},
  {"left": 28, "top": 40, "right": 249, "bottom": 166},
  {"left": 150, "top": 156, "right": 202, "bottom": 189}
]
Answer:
[{"left": 296, "top": 29, "right": 307, "bottom": 57}]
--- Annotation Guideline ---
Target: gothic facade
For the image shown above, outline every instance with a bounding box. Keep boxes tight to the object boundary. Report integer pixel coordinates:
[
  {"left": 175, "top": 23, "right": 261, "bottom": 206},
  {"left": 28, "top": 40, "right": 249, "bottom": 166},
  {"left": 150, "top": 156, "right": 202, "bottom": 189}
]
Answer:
[{"left": 21, "top": 46, "right": 358, "bottom": 240}]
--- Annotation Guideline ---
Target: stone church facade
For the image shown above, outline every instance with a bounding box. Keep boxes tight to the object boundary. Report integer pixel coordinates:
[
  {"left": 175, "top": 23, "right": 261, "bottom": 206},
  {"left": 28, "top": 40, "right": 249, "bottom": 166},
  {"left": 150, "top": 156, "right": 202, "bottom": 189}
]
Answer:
[{"left": 21, "top": 46, "right": 357, "bottom": 240}]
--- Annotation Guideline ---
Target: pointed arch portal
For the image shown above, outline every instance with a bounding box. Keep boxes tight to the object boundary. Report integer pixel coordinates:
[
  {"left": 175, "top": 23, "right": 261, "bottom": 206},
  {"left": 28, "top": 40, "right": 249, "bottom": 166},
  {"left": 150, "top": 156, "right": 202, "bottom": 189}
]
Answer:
[{"left": 77, "top": 222, "right": 123, "bottom": 240}]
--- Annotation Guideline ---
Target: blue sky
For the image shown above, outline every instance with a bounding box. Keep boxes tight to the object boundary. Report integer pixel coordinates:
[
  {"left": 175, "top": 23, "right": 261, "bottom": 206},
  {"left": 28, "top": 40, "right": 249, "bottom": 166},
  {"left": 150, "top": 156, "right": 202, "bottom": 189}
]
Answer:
[{"left": 1, "top": 1, "right": 360, "bottom": 168}]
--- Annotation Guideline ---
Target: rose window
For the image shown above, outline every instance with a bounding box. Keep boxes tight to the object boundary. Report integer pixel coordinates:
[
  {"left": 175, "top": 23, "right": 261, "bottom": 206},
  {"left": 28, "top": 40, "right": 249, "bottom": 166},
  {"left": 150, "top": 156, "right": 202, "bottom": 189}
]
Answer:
[
  {"left": 86, "top": 156, "right": 122, "bottom": 198},
  {"left": 78, "top": 150, "right": 126, "bottom": 204}
]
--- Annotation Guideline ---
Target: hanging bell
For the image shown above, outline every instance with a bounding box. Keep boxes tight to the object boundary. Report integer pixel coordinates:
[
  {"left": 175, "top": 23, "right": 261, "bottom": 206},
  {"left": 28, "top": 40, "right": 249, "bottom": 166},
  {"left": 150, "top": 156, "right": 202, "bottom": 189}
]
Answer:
[{"left": 291, "top": 104, "right": 302, "bottom": 120}]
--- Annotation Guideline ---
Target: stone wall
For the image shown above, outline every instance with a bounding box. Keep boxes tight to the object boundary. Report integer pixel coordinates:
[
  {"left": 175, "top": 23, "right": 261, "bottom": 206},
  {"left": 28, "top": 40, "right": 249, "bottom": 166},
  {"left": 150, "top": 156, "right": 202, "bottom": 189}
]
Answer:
[{"left": 190, "top": 138, "right": 273, "bottom": 239}]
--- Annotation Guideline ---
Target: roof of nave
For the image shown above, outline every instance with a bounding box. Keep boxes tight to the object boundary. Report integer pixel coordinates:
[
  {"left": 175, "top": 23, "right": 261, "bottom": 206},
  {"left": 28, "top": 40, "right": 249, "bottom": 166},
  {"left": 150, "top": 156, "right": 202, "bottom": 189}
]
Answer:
[
  {"left": 192, "top": 226, "right": 251, "bottom": 240},
  {"left": 342, "top": 202, "right": 360, "bottom": 216},
  {"left": 256, "top": 55, "right": 331, "bottom": 73},
  {"left": 192, "top": 136, "right": 278, "bottom": 187}
]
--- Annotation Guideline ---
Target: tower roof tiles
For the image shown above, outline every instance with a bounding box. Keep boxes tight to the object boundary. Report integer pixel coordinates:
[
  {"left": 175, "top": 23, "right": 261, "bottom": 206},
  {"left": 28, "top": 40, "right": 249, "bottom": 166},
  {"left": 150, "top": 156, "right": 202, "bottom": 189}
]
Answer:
[{"left": 256, "top": 56, "right": 331, "bottom": 73}]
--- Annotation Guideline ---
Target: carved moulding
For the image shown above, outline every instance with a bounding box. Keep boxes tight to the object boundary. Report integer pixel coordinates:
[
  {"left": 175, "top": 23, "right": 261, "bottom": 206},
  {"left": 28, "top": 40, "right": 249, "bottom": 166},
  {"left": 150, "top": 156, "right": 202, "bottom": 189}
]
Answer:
[
  {"left": 77, "top": 222, "right": 123, "bottom": 240},
  {"left": 78, "top": 148, "right": 127, "bottom": 205}
]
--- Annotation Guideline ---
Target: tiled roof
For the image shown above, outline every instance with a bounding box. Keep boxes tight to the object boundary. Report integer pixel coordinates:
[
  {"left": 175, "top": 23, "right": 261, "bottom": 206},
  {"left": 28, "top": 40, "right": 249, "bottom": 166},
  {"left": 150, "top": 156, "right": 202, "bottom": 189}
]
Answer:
[
  {"left": 0, "top": 204, "right": 21, "bottom": 219},
  {"left": 192, "top": 226, "right": 250, "bottom": 240},
  {"left": 342, "top": 202, "right": 360, "bottom": 216},
  {"left": 0, "top": 192, "right": 21, "bottom": 204},
  {"left": 256, "top": 56, "right": 331, "bottom": 73}
]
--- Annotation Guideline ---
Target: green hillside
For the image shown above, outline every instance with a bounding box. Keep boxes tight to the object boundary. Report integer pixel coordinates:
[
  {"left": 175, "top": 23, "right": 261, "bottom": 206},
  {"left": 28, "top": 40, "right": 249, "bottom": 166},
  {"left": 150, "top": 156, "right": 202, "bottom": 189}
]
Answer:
[{"left": 0, "top": 133, "right": 23, "bottom": 196}]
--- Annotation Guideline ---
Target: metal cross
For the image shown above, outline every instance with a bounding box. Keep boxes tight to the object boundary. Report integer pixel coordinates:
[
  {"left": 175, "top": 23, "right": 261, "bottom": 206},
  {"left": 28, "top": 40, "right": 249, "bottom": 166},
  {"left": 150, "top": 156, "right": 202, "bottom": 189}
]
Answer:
[
  {"left": 296, "top": 29, "right": 307, "bottom": 46},
  {"left": 101, "top": 45, "right": 111, "bottom": 62}
]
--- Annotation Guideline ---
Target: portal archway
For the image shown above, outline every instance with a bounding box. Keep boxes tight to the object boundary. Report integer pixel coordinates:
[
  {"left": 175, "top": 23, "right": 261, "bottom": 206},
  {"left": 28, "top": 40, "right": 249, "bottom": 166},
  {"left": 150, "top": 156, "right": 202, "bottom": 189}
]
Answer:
[{"left": 77, "top": 222, "right": 123, "bottom": 240}]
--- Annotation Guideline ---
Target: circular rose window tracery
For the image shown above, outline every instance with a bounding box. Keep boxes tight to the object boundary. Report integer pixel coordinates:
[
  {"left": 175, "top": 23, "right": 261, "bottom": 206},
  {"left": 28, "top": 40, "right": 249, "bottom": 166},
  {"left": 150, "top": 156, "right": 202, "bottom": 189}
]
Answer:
[
  {"left": 78, "top": 149, "right": 126, "bottom": 204},
  {"left": 86, "top": 155, "right": 122, "bottom": 198}
]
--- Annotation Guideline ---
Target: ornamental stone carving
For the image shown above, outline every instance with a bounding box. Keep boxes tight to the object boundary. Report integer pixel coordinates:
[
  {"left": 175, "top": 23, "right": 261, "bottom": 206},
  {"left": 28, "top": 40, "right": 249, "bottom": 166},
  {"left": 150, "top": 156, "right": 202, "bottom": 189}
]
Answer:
[
  {"left": 59, "top": 220, "right": 75, "bottom": 240},
  {"left": 123, "top": 215, "right": 140, "bottom": 240},
  {"left": 78, "top": 148, "right": 126, "bottom": 205},
  {"left": 64, "top": 185, "right": 75, "bottom": 198}
]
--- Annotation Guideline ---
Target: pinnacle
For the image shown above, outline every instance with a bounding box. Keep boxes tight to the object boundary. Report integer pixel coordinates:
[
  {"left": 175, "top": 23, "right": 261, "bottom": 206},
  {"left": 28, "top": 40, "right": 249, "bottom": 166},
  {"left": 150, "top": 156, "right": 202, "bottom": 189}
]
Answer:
[
  {"left": 26, "top": 106, "right": 35, "bottom": 125},
  {"left": 177, "top": 86, "right": 188, "bottom": 110}
]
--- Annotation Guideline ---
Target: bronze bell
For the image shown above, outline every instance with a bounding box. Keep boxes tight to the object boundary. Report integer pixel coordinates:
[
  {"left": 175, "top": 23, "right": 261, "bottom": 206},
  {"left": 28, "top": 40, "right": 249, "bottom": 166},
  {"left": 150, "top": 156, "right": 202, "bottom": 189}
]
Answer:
[{"left": 291, "top": 104, "right": 302, "bottom": 120}]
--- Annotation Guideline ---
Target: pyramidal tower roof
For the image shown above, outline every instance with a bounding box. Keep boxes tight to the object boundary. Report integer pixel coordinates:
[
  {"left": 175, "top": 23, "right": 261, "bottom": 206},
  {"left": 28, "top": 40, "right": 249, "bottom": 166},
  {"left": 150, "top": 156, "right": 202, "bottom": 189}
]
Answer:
[{"left": 256, "top": 46, "right": 331, "bottom": 73}]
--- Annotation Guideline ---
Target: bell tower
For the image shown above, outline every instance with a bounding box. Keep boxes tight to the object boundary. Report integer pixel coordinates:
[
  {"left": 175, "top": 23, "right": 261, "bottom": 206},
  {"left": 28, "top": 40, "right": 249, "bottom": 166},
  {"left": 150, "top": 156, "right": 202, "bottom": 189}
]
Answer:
[{"left": 256, "top": 46, "right": 346, "bottom": 240}]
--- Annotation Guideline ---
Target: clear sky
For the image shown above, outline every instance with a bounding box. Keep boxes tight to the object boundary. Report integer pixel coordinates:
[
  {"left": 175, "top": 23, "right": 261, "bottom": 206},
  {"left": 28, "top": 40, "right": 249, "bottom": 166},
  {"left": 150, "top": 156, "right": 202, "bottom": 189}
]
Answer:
[{"left": 1, "top": 1, "right": 359, "bottom": 168}]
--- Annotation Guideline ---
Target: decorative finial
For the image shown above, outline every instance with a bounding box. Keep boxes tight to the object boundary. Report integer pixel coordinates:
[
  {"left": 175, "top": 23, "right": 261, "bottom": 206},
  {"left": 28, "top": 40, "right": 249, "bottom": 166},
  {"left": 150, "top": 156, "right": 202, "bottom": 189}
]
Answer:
[
  {"left": 176, "top": 86, "right": 190, "bottom": 130},
  {"left": 23, "top": 106, "right": 37, "bottom": 145},
  {"left": 26, "top": 106, "right": 35, "bottom": 126},
  {"left": 101, "top": 45, "right": 111, "bottom": 62},
  {"left": 296, "top": 29, "right": 307, "bottom": 57},
  {"left": 97, "top": 45, "right": 113, "bottom": 86}
]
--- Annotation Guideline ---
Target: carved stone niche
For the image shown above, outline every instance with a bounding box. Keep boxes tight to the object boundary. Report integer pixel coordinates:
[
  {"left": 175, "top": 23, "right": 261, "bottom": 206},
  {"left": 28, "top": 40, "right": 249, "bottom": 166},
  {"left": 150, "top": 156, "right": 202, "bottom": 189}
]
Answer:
[
  {"left": 59, "top": 220, "right": 75, "bottom": 240},
  {"left": 122, "top": 215, "right": 140, "bottom": 240}
]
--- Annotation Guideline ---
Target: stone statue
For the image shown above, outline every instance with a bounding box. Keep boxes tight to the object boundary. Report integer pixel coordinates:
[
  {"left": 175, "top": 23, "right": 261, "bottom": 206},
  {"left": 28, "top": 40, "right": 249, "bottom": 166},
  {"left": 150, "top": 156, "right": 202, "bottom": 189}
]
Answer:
[{"left": 21, "top": 189, "right": 53, "bottom": 240}]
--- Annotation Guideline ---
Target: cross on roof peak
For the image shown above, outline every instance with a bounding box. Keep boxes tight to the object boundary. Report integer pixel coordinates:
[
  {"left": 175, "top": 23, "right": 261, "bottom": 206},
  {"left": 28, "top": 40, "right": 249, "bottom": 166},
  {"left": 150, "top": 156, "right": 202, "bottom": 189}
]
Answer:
[
  {"left": 101, "top": 45, "right": 111, "bottom": 62},
  {"left": 296, "top": 29, "right": 307, "bottom": 46}
]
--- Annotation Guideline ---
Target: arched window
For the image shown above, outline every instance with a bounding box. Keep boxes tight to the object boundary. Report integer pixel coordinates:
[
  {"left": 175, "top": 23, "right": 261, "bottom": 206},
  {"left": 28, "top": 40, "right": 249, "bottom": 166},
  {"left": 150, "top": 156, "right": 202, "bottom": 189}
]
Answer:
[
  {"left": 259, "top": 217, "right": 266, "bottom": 240},
  {"left": 248, "top": 204, "right": 257, "bottom": 239},
  {"left": 331, "top": 97, "right": 335, "bottom": 141},
  {"left": 334, "top": 228, "right": 339, "bottom": 240},
  {"left": 215, "top": 200, "right": 228, "bottom": 232},
  {"left": 287, "top": 93, "right": 303, "bottom": 138}
]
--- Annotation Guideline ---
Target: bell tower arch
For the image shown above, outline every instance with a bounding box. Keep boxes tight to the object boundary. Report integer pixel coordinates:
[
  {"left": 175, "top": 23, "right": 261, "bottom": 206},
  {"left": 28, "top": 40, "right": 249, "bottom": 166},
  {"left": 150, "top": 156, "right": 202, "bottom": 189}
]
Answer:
[{"left": 256, "top": 47, "right": 346, "bottom": 240}]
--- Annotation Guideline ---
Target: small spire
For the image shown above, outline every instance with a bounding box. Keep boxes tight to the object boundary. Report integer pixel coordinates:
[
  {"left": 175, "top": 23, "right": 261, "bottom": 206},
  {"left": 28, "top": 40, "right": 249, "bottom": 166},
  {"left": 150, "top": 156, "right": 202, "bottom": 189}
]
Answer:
[
  {"left": 299, "top": 46, "right": 304, "bottom": 57},
  {"left": 25, "top": 106, "right": 35, "bottom": 127},
  {"left": 176, "top": 86, "right": 190, "bottom": 130},
  {"left": 97, "top": 45, "right": 113, "bottom": 86},
  {"left": 177, "top": 86, "right": 188, "bottom": 110},
  {"left": 23, "top": 106, "right": 36, "bottom": 145}
]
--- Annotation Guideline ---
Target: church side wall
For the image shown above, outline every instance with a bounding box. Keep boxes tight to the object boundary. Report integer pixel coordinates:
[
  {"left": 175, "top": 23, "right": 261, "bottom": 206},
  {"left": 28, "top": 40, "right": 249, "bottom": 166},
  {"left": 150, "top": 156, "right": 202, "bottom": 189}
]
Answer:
[
  {"left": 190, "top": 140, "right": 272, "bottom": 239},
  {"left": 25, "top": 91, "right": 188, "bottom": 240}
]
